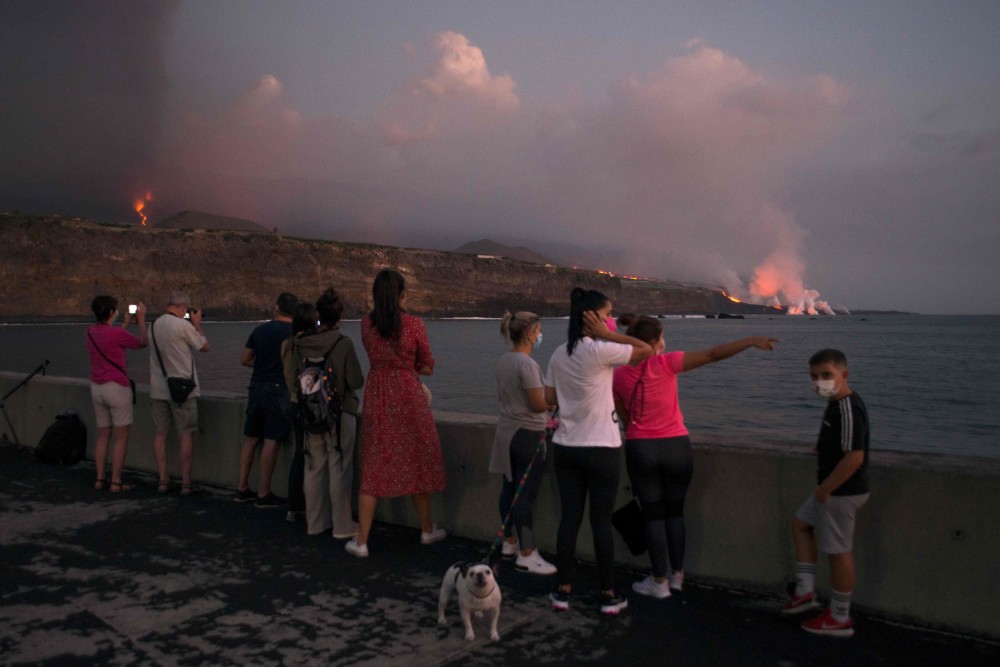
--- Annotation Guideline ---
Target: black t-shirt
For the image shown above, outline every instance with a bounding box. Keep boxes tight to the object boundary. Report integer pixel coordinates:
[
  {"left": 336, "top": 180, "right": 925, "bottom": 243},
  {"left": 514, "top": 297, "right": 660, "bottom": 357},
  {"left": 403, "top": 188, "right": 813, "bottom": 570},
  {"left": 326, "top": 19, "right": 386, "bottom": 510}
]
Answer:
[
  {"left": 816, "top": 392, "right": 870, "bottom": 496},
  {"left": 245, "top": 320, "right": 292, "bottom": 383}
]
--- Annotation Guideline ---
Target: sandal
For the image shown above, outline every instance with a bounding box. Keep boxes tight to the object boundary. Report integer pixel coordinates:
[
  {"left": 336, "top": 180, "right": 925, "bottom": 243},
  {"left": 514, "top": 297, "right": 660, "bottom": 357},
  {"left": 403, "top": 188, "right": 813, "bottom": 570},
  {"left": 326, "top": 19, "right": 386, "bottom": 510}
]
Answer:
[
  {"left": 109, "top": 481, "right": 134, "bottom": 493},
  {"left": 94, "top": 479, "right": 106, "bottom": 491},
  {"left": 157, "top": 480, "right": 171, "bottom": 494},
  {"left": 180, "top": 484, "right": 202, "bottom": 496}
]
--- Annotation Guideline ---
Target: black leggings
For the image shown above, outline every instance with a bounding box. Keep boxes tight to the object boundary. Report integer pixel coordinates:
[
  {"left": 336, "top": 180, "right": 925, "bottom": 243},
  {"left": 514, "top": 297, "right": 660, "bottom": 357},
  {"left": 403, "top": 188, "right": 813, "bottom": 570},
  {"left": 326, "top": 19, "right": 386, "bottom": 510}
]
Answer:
[
  {"left": 625, "top": 436, "right": 693, "bottom": 577},
  {"left": 553, "top": 445, "right": 621, "bottom": 591},
  {"left": 498, "top": 428, "right": 547, "bottom": 551}
]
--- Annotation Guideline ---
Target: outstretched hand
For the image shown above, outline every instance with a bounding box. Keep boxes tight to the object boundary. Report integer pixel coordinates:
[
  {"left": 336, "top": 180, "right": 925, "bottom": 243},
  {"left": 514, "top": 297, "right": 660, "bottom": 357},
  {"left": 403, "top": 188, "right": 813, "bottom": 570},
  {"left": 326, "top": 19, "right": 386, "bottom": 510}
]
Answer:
[
  {"left": 582, "top": 310, "right": 610, "bottom": 339},
  {"left": 751, "top": 336, "right": 780, "bottom": 350}
]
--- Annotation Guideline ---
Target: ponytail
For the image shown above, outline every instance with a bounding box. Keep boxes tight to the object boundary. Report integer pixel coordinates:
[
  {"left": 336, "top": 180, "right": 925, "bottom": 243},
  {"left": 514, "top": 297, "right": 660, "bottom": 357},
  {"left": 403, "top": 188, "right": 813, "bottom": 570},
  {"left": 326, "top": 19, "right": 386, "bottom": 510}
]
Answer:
[
  {"left": 501, "top": 310, "right": 540, "bottom": 346},
  {"left": 567, "top": 287, "right": 609, "bottom": 355}
]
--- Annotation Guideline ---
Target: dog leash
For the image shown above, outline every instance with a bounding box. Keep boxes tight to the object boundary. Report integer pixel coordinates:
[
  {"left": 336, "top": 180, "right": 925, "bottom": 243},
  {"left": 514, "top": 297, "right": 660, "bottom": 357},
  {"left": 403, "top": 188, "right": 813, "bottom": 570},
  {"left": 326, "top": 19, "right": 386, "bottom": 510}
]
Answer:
[{"left": 482, "top": 412, "right": 557, "bottom": 565}]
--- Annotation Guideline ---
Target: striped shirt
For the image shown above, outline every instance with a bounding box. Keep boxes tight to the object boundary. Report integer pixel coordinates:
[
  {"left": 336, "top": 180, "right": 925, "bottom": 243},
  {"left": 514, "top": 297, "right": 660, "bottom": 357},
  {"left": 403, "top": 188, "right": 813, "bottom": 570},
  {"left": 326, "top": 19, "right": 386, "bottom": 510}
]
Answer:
[{"left": 816, "top": 392, "right": 870, "bottom": 496}]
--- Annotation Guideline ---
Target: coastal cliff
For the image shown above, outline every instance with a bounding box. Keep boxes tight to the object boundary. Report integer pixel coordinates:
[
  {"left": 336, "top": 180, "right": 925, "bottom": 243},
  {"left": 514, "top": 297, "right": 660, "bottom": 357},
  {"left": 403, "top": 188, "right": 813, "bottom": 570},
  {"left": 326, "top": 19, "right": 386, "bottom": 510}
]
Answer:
[{"left": 0, "top": 214, "right": 782, "bottom": 320}]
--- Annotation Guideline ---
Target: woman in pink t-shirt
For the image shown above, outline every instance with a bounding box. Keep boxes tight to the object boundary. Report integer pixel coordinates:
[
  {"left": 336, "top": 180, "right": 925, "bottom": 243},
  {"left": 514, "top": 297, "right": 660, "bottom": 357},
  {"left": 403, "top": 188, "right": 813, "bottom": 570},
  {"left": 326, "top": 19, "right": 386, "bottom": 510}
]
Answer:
[
  {"left": 86, "top": 295, "right": 148, "bottom": 491},
  {"left": 612, "top": 316, "right": 776, "bottom": 598}
]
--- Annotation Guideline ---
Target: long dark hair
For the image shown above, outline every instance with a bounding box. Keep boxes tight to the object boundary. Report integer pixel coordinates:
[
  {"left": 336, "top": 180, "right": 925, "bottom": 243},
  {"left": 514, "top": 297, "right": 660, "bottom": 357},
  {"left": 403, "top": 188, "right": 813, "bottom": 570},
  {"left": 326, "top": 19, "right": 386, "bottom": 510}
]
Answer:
[
  {"left": 567, "top": 287, "right": 609, "bottom": 355},
  {"left": 371, "top": 268, "right": 405, "bottom": 339}
]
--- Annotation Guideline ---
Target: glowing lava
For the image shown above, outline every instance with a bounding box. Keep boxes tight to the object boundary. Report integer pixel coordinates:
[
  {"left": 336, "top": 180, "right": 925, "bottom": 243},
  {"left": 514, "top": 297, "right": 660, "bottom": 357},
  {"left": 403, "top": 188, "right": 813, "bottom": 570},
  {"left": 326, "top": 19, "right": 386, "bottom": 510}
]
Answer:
[{"left": 134, "top": 192, "right": 152, "bottom": 226}]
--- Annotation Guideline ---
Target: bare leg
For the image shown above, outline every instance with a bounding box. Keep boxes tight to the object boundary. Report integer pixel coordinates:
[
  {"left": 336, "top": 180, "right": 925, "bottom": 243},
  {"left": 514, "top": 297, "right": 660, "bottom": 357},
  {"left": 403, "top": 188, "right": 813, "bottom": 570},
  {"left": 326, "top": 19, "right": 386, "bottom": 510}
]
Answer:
[
  {"left": 94, "top": 426, "right": 111, "bottom": 487},
  {"left": 237, "top": 437, "right": 258, "bottom": 492},
  {"left": 153, "top": 431, "right": 170, "bottom": 487},
  {"left": 109, "top": 425, "right": 130, "bottom": 484},
  {"left": 829, "top": 552, "right": 856, "bottom": 592},
  {"left": 411, "top": 492, "right": 434, "bottom": 533},
  {"left": 792, "top": 515, "right": 818, "bottom": 564},
  {"left": 357, "top": 493, "right": 377, "bottom": 546},
  {"left": 179, "top": 431, "right": 195, "bottom": 488},
  {"left": 257, "top": 438, "right": 279, "bottom": 497}
]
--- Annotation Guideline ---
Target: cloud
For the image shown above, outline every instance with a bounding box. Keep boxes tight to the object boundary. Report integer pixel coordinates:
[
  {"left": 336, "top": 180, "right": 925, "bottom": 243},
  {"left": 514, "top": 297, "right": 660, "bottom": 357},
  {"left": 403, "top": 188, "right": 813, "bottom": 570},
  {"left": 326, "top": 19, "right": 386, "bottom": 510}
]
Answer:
[
  {"left": 411, "top": 31, "right": 519, "bottom": 111},
  {"left": 152, "top": 37, "right": 851, "bottom": 311}
]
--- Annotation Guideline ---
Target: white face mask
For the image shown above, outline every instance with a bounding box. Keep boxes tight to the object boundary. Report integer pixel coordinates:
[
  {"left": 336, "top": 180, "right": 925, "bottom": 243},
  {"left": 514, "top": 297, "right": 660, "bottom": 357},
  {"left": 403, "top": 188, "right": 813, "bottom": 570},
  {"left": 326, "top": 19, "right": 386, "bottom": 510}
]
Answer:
[
  {"left": 533, "top": 332, "right": 543, "bottom": 350},
  {"left": 812, "top": 379, "right": 838, "bottom": 399}
]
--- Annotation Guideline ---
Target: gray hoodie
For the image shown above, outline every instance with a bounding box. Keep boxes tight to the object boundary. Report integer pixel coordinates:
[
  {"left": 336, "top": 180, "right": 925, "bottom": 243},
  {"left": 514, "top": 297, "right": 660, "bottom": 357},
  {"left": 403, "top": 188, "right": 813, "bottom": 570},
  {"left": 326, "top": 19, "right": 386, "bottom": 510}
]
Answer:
[{"left": 281, "top": 327, "right": 364, "bottom": 416}]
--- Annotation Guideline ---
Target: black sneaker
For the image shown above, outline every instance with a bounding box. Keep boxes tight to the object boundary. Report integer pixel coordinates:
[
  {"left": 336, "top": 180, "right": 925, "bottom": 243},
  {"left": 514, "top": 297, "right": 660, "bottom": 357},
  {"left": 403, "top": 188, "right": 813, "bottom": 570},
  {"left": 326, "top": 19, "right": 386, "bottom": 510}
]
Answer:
[
  {"left": 599, "top": 592, "right": 629, "bottom": 615},
  {"left": 233, "top": 489, "right": 256, "bottom": 503},
  {"left": 254, "top": 492, "right": 287, "bottom": 508}
]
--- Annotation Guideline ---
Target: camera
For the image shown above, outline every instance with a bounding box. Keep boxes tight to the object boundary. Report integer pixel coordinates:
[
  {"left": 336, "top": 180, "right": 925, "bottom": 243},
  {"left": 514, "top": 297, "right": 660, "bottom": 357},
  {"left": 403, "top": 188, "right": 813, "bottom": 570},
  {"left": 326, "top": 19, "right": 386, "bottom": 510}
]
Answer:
[
  {"left": 185, "top": 307, "right": 197, "bottom": 320},
  {"left": 128, "top": 304, "right": 138, "bottom": 315}
]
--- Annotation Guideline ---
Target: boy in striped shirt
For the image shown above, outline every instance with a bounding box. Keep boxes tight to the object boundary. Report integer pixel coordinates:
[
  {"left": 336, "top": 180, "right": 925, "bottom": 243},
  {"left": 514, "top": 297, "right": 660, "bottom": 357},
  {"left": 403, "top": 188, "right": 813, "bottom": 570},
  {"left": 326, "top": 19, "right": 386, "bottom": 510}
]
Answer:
[{"left": 782, "top": 349, "right": 870, "bottom": 638}]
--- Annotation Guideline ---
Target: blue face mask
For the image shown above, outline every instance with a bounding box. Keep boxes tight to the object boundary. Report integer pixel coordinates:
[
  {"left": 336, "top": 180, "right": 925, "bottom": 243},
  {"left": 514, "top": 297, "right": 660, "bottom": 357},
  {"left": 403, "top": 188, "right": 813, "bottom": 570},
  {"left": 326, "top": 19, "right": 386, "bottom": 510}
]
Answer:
[{"left": 533, "top": 332, "right": 544, "bottom": 350}]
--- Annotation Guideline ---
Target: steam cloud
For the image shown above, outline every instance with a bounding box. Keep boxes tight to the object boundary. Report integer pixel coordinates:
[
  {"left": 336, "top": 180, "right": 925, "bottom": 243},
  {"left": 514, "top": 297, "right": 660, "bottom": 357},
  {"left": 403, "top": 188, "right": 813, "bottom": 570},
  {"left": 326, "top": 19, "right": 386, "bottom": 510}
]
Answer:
[{"left": 1, "top": 8, "right": 850, "bottom": 312}]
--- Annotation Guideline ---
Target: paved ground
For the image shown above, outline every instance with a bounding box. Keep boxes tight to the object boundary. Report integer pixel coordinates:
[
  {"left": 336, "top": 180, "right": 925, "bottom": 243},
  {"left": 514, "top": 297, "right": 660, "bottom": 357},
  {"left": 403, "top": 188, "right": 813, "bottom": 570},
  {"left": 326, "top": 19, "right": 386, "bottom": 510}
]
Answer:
[{"left": 2, "top": 443, "right": 998, "bottom": 666}]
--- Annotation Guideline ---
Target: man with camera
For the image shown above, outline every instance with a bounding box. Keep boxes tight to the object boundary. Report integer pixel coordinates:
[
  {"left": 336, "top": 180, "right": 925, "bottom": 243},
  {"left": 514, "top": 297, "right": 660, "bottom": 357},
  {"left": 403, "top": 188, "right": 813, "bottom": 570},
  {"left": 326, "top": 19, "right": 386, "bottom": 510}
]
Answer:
[{"left": 149, "top": 290, "right": 210, "bottom": 495}]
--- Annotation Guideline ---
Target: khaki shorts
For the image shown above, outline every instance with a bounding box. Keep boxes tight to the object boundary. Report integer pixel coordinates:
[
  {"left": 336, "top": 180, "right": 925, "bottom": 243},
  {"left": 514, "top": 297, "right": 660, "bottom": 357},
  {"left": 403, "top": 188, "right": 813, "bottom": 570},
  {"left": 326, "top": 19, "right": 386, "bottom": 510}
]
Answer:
[
  {"left": 90, "top": 382, "right": 133, "bottom": 428},
  {"left": 151, "top": 398, "right": 199, "bottom": 434},
  {"left": 796, "top": 493, "right": 870, "bottom": 555}
]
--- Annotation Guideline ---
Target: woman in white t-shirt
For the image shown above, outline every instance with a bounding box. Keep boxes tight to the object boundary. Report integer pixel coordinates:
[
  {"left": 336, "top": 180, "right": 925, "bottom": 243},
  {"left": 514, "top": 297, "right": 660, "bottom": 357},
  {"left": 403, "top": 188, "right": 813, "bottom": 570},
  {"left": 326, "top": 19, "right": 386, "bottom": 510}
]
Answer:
[
  {"left": 544, "top": 288, "right": 653, "bottom": 615},
  {"left": 488, "top": 311, "right": 556, "bottom": 575}
]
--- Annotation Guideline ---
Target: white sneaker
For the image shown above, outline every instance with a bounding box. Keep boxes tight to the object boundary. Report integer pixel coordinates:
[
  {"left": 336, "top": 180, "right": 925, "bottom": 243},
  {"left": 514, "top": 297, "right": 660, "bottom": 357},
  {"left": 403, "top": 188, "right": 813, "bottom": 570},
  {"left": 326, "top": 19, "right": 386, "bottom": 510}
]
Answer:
[
  {"left": 420, "top": 525, "right": 447, "bottom": 545},
  {"left": 669, "top": 571, "right": 684, "bottom": 592},
  {"left": 631, "top": 575, "right": 671, "bottom": 599},
  {"left": 344, "top": 538, "right": 369, "bottom": 558},
  {"left": 515, "top": 551, "right": 557, "bottom": 575},
  {"left": 501, "top": 539, "right": 519, "bottom": 558}
]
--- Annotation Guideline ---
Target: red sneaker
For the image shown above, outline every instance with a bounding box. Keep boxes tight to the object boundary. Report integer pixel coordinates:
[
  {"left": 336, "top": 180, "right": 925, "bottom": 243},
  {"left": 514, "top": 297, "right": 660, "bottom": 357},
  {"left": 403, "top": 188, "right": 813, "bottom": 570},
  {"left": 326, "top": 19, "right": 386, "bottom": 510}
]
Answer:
[
  {"left": 801, "top": 609, "right": 855, "bottom": 638},
  {"left": 781, "top": 591, "right": 819, "bottom": 615}
]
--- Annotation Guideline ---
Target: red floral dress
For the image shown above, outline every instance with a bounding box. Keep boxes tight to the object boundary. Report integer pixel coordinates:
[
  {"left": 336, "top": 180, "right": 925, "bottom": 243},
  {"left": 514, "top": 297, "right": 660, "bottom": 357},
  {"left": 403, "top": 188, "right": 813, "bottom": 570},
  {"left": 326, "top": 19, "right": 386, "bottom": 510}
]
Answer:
[{"left": 359, "top": 314, "right": 446, "bottom": 497}]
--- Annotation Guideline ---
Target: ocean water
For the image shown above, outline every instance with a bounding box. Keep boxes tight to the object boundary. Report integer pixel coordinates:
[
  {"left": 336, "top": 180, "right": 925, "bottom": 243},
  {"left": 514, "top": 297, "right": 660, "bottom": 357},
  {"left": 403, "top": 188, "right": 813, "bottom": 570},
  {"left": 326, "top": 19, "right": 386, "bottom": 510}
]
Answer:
[{"left": 2, "top": 315, "right": 998, "bottom": 459}]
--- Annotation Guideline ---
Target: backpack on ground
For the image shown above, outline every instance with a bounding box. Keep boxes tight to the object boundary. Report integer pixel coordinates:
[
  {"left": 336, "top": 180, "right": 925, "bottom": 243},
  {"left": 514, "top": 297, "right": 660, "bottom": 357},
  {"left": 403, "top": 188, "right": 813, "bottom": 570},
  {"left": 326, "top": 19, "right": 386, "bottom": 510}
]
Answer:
[
  {"left": 36, "top": 410, "right": 87, "bottom": 465},
  {"left": 298, "top": 336, "right": 347, "bottom": 437}
]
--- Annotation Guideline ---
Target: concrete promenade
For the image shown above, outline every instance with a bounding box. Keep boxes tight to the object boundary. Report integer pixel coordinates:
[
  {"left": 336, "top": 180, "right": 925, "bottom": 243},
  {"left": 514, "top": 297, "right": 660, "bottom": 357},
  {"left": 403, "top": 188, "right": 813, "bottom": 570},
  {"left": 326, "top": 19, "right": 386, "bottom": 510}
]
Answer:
[{"left": 2, "top": 444, "right": 999, "bottom": 666}]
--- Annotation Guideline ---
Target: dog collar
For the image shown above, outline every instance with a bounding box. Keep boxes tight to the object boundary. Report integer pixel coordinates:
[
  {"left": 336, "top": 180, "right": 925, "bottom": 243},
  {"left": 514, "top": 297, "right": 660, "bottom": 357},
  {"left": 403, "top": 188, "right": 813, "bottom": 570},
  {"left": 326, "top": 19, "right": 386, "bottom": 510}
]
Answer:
[{"left": 470, "top": 584, "right": 496, "bottom": 599}]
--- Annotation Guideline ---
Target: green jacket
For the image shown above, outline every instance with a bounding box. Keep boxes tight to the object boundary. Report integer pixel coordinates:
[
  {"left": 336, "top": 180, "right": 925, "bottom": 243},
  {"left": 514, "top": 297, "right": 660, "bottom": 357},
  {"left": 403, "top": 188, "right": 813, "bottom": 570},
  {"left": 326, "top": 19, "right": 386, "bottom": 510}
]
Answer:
[{"left": 281, "top": 327, "right": 364, "bottom": 416}]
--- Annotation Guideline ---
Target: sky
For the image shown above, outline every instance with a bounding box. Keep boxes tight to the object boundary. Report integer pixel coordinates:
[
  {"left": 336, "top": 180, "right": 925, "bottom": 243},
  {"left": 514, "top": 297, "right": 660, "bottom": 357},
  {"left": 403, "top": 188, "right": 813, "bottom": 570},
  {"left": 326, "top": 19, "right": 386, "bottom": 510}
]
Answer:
[{"left": 2, "top": 1, "right": 998, "bottom": 314}]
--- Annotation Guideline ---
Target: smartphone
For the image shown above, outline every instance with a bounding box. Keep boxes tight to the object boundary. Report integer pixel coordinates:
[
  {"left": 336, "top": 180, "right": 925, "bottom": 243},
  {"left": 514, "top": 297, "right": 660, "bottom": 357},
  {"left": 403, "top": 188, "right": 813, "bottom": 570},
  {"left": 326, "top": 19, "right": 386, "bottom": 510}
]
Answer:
[{"left": 128, "top": 304, "right": 138, "bottom": 315}]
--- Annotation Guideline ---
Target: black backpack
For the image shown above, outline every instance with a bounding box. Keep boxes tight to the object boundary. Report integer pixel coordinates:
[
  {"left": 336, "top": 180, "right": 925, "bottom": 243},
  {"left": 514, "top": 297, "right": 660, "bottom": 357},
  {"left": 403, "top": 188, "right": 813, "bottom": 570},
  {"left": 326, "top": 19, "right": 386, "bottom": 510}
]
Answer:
[
  {"left": 297, "top": 336, "right": 347, "bottom": 436},
  {"left": 36, "top": 411, "right": 87, "bottom": 465}
]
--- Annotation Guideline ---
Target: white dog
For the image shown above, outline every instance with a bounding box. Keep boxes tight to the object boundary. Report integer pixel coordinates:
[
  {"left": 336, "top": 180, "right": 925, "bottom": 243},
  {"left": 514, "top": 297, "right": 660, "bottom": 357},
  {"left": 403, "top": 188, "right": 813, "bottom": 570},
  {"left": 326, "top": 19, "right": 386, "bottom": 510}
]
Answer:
[{"left": 437, "top": 561, "right": 502, "bottom": 641}]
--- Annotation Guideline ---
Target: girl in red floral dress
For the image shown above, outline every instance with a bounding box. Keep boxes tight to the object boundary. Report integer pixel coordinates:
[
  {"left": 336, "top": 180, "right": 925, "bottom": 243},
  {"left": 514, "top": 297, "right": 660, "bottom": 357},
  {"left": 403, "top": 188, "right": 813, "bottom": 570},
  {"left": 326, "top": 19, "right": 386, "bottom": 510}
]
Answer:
[{"left": 345, "top": 269, "right": 447, "bottom": 557}]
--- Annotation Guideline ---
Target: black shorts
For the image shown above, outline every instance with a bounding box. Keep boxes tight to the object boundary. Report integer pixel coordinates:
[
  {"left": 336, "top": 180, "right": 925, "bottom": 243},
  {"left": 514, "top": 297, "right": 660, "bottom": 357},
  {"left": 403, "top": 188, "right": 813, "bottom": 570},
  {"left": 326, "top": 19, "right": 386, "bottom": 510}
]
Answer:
[{"left": 244, "top": 381, "right": 292, "bottom": 441}]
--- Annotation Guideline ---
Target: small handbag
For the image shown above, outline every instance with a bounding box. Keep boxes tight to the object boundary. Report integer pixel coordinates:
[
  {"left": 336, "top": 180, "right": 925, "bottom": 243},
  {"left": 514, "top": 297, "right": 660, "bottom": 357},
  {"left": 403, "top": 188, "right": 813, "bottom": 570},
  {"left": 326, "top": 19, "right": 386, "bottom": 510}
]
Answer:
[
  {"left": 612, "top": 497, "right": 647, "bottom": 556},
  {"left": 152, "top": 318, "right": 198, "bottom": 405}
]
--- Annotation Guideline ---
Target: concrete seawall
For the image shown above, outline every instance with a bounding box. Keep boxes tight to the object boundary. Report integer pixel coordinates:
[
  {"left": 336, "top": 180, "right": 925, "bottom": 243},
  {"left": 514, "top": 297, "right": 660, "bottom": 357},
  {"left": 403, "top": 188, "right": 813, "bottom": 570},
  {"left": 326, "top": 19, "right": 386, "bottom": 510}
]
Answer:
[{"left": 3, "top": 371, "right": 999, "bottom": 638}]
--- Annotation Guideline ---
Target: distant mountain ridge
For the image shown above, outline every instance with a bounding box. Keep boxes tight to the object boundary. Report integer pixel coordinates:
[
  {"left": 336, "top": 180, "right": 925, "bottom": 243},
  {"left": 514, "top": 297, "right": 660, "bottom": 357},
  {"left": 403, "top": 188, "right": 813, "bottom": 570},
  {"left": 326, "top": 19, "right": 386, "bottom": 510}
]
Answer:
[
  {"left": 0, "top": 214, "right": 785, "bottom": 320},
  {"left": 157, "top": 210, "right": 271, "bottom": 233},
  {"left": 454, "top": 239, "right": 555, "bottom": 265}
]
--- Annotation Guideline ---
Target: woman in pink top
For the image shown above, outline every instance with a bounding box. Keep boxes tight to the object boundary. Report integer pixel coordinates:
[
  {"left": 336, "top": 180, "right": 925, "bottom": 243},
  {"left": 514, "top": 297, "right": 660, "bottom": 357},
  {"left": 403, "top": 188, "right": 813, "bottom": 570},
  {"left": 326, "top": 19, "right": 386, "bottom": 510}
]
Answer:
[
  {"left": 612, "top": 316, "right": 776, "bottom": 598},
  {"left": 86, "top": 295, "right": 148, "bottom": 491}
]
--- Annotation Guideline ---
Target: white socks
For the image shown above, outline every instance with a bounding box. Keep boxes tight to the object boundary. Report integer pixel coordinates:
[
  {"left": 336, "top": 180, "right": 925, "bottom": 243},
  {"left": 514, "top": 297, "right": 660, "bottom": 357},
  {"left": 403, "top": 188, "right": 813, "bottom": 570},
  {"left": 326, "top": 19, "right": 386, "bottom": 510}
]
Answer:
[
  {"left": 795, "top": 562, "right": 817, "bottom": 597},
  {"left": 830, "top": 589, "right": 852, "bottom": 621}
]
